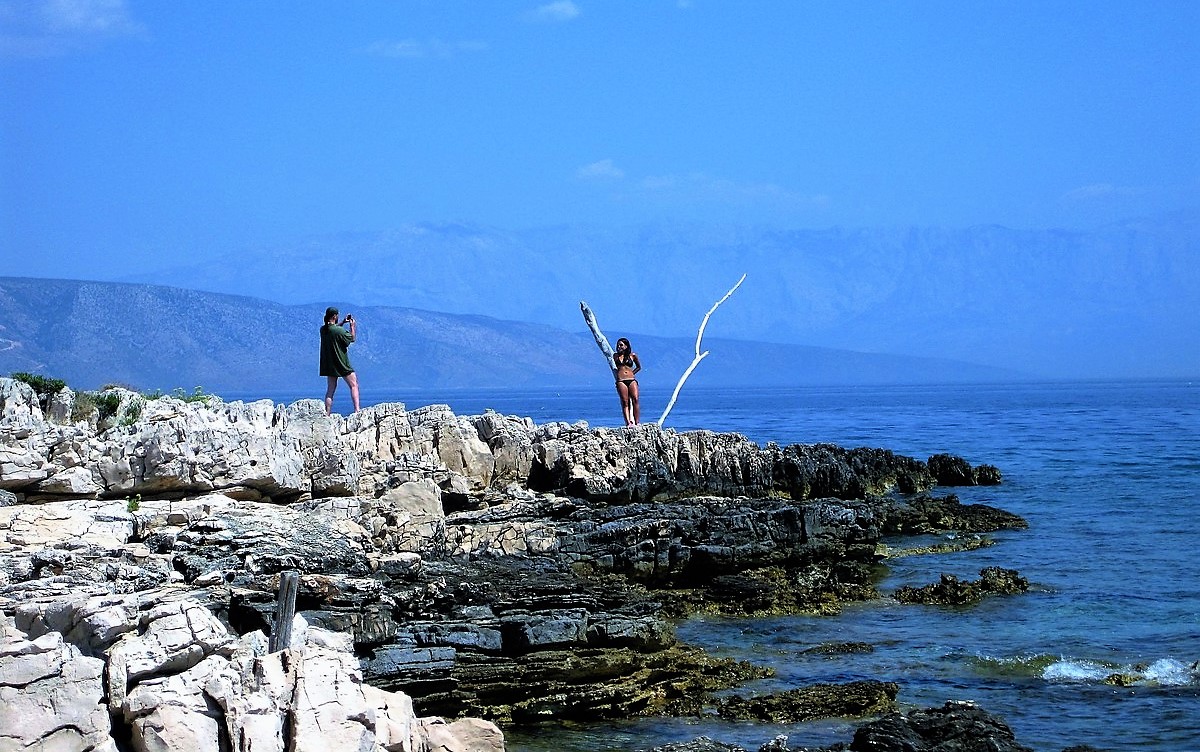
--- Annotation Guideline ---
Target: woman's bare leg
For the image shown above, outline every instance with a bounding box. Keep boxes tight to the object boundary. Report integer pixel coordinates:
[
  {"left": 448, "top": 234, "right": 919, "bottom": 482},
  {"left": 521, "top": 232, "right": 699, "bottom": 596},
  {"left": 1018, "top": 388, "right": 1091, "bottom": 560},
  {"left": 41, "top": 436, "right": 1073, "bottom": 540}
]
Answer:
[
  {"left": 324, "top": 376, "right": 339, "bottom": 414},
  {"left": 629, "top": 380, "right": 641, "bottom": 425},
  {"left": 615, "top": 381, "right": 633, "bottom": 426}
]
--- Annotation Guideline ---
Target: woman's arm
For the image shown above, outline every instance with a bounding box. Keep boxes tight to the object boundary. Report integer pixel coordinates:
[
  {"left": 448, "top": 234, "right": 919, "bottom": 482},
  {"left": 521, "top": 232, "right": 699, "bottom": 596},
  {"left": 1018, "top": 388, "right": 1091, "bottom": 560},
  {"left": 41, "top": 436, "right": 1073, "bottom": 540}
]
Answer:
[{"left": 631, "top": 353, "right": 641, "bottom": 374}]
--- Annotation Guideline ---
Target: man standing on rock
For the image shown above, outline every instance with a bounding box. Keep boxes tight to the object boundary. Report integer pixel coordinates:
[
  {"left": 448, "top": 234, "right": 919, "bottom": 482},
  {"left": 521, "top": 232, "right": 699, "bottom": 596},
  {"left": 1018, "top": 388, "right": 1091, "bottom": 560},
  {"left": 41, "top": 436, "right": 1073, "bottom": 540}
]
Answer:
[{"left": 320, "top": 307, "right": 360, "bottom": 414}]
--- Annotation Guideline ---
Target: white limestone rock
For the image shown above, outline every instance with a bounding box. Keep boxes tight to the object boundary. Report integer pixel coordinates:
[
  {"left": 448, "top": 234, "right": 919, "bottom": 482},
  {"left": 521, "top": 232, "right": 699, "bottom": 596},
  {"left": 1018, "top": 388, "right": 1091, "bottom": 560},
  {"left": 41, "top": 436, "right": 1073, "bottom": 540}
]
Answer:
[
  {"left": 14, "top": 592, "right": 140, "bottom": 653},
  {"left": 124, "top": 653, "right": 239, "bottom": 752},
  {"left": 0, "top": 627, "right": 117, "bottom": 752},
  {"left": 471, "top": 411, "right": 537, "bottom": 485},
  {"left": 107, "top": 599, "right": 236, "bottom": 710},
  {"left": 0, "top": 498, "right": 133, "bottom": 549},
  {"left": 417, "top": 716, "right": 507, "bottom": 752},
  {"left": 46, "top": 386, "right": 75, "bottom": 425},
  {"left": 0, "top": 377, "right": 43, "bottom": 426},
  {"left": 36, "top": 464, "right": 103, "bottom": 495},
  {"left": 372, "top": 478, "right": 446, "bottom": 553}
]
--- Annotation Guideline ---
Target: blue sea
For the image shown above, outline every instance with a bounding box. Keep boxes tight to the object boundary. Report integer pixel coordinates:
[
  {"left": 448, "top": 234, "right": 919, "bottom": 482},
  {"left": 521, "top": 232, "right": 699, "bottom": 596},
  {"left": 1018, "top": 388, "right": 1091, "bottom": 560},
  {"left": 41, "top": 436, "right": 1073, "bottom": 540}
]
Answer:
[{"left": 238, "top": 381, "right": 1200, "bottom": 751}]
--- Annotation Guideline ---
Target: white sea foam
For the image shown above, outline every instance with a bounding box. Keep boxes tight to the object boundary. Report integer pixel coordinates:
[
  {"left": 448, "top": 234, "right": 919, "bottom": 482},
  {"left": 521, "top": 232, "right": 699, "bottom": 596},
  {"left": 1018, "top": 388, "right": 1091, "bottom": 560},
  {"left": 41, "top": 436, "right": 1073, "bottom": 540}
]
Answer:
[
  {"left": 1042, "top": 659, "right": 1112, "bottom": 683},
  {"left": 1042, "top": 657, "right": 1199, "bottom": 686},
  {"left": 1141, "top": 658, "right": 1199, "bottom": 687}
]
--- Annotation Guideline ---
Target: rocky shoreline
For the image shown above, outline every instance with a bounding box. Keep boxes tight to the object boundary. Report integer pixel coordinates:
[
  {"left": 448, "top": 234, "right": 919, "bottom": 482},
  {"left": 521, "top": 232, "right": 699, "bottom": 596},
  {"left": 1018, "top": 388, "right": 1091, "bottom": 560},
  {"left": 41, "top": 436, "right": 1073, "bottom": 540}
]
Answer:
[{"left": 1, "top": 377, "right": 1071, "bottom": 751}]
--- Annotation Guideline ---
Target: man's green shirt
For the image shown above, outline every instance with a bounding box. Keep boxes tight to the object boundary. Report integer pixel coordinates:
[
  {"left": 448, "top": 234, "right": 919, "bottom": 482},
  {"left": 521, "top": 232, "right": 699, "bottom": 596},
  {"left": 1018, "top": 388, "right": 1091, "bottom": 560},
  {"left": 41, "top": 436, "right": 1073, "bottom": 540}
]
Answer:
[{"left": 319, "top": 324, "right": 354, "bottom": 377}]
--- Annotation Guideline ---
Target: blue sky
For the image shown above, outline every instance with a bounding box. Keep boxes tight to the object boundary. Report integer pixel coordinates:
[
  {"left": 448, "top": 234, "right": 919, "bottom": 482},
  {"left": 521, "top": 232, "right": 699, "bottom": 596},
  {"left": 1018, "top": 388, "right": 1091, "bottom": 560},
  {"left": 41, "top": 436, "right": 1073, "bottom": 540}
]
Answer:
[{"left": 2, "top": 0, "right": 1198, "bottom": 277}]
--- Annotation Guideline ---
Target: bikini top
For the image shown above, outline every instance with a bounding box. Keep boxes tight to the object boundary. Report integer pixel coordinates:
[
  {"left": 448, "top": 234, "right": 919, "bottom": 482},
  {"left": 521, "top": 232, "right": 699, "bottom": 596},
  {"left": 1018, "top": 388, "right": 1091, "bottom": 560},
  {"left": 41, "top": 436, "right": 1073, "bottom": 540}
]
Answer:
[{"left": 615, "top": 353, "right": 635, "bottom": 367}]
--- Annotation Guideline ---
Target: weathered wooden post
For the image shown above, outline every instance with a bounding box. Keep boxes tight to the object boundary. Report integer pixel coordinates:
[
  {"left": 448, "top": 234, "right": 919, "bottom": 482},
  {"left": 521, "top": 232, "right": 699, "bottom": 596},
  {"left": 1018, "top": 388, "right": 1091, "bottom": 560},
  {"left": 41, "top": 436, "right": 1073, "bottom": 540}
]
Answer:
[{"left": 269, "top": 570, "right": 300, "bottom": 653}]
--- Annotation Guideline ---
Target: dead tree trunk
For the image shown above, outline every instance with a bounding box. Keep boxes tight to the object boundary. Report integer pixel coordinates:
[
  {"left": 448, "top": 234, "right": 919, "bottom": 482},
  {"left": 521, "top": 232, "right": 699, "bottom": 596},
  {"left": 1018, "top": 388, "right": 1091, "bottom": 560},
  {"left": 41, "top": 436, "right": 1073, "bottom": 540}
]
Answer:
[{"left": 580, "top": 301, "right": 618, "bottom": 377}]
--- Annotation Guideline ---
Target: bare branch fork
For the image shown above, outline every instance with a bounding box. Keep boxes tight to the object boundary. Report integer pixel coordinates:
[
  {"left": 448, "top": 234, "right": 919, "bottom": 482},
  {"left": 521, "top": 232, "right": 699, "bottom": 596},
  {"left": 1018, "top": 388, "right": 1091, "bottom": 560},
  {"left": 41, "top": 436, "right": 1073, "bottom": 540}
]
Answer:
[
  {"left": 657, "top": 273, "right": 746, "bottom": 427},
  {"left": 581, "top": 273, "right": 745, "bottom": 427}
]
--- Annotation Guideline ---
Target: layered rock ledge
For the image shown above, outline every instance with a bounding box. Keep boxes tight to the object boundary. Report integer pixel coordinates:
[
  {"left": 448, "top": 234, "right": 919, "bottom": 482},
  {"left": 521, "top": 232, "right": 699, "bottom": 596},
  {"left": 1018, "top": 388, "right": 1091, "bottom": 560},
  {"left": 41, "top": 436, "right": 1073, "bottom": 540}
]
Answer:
[{"left": 0, "top": 378, "right": 1025, "bottom": 749}]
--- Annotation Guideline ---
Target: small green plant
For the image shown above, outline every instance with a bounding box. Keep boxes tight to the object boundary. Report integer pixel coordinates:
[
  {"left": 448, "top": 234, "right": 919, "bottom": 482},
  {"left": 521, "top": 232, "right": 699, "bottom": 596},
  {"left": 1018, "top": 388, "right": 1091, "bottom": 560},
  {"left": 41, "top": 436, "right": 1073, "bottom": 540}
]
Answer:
[
  {"left": 71, "top": 391, "right": 97, "bottom": 422},
  {"left": 11, "top": 372, "right": 68, "bottom": 409},
  {"left": 142, "top": 388, "right": 165, "bottom": 400},
  {"left": 126, "top": 493, "right": 141, "bottom": 512},
  {"left": 119, "top": 397, "right": 144, "bottom": 426},
  {"left": 93, "top": 392, "right": 122, "bottom": 421},
  {"left": 73, "top": 391, "right": 123, "bottom": 423},
  {"left": 100, "top": 382, "right": 137, "bottom": 391},
  {"left": 172, "top": 386, "right": 213, "bottom": 404}
]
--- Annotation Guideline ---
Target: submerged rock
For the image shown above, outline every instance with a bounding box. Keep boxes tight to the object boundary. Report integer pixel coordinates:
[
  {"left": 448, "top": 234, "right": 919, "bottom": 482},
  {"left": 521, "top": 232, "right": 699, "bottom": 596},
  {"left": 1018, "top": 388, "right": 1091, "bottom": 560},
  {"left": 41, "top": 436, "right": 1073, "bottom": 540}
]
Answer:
[
  {"left": 716, "top": 680, "right": 899, "bottom": 723},
  {"left": 640, "top": 701, "right": 1043, "bottom": 751}
]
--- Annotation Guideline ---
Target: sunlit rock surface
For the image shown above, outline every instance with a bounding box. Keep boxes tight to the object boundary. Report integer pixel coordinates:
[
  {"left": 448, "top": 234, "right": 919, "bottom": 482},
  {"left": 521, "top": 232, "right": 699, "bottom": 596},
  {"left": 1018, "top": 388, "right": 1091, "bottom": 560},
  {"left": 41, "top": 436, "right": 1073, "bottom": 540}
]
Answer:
[{"left": 0, "top": 377, "right": 1025, "bottom": 746}]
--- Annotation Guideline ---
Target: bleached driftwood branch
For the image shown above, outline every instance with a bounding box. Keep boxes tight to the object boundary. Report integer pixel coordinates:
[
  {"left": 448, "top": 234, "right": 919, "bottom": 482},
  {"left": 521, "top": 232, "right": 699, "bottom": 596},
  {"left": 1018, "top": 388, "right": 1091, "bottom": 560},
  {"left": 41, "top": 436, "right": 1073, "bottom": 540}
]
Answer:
[
  {"left": 580, "top": 301, "right": 617, "bottom": 377},
  {"left": 657, "top": 273, "right": 747, "bottom": 427}
]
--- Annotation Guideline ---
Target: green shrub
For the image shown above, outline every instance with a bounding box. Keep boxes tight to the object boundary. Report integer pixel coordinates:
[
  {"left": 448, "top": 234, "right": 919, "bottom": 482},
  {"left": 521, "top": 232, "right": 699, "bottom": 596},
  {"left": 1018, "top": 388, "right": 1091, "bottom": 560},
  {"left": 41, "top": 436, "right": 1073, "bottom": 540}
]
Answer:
[
  {"left": 119, "top": 397, "right": 144, "bottom": 426},
  {"left": 94, "top": 392, "right": 122, "bottom": 421},
  {"left": 172, "top": 386, "right": 213, "bottom": 404},
  {"left": 11, "top": 372, "right": 67, "bottom": 401},
  {"left": 100, "top": 382, "right": 137, "bottom": 391},
  {"left": 126, "top": 494, "right": 141, "bottom": 512},
  {"left": 72, "top": 391, "right": 124, "bottom": 423},
  {"left": 71, "top": 391, "right": 97, "bottom": 422}
]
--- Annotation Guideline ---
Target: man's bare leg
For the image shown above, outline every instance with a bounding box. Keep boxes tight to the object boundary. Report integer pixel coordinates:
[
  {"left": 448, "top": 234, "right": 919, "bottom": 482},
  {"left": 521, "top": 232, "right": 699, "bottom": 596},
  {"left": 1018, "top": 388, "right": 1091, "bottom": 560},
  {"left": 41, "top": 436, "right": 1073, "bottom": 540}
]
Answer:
[
  {"left": 324, "top": 376, "right": 338, "bottom": 415},
  {"left": 345, "top": 372, "right": 360, "bottom": 413}
]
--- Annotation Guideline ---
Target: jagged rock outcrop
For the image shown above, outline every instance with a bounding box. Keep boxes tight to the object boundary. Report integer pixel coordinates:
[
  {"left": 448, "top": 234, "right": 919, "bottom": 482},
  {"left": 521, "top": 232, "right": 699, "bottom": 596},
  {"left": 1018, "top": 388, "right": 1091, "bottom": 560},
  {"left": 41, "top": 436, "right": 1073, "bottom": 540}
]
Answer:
[
  {"left": 881, "top": 492, "right": 1028, "bottom": 535},
  {"left": 3, "top": 593, "right": 503, "bottom": 752},
  {"left": 893, "top": 567, "right": 1031, "bottom": 606},
  {"left": 847, "top": 700, "right": 1034, "bottom": 752},
  {"left": 0, "top": 377, "right": 1029, "bottom": 745},
  {"left": 927, "top": 453, "right": 1002, "bottom": 486},
  {"left": 0, "top": 619, "right": 116, "bottom": 752}
]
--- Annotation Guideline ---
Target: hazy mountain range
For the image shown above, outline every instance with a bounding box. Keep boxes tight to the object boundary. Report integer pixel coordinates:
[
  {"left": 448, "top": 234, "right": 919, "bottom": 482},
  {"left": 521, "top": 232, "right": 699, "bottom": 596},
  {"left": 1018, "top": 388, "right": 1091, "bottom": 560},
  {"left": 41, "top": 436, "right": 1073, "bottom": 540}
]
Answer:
[
  {"left": 121, "top": 216, "right": 1200, "bottom": 379},
  {"left": 0, "top": 277, "right": 1021, "bottom": 395}
]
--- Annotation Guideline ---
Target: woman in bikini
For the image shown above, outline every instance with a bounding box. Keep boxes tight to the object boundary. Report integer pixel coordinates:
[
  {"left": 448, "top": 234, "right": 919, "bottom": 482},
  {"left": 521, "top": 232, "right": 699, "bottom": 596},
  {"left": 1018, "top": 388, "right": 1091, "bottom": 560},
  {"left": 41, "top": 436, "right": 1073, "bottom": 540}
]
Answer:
[{"left": 613, "top": 337, "right": 642, "bottom": 426}]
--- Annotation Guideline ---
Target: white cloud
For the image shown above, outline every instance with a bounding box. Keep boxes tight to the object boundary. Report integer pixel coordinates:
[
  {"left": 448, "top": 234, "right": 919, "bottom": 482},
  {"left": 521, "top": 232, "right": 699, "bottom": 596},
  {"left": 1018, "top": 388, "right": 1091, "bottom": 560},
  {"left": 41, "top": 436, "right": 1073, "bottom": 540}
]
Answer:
[
  {"left": 42, "top": 0, "right": 138, "bottom": 34},
  {"left": 366, "top": 38, "right": 488, "bottom": 59},
  {"left": 528, "top": 1, "right": 581, "bottom": 22},
  {"left": 577, "top": 159, "right": 625, "bottom": 180},
  {"left": 0, "top": 0, "right": 143, "bottom": 57}
]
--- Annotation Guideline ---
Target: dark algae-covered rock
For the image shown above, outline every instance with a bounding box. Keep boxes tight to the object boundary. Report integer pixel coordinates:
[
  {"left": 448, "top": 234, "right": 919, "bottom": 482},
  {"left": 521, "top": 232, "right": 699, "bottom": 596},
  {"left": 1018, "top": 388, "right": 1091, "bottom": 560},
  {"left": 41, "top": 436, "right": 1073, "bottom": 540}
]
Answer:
[
  {"left": 716, "top": 680, "right": 898, "bottom": 723},
  {"left": 640, "top": 702, "right": 1049, "bottom": 751},
  {"left": 881, "top": 492, "right": 1028, "bottom": 535},
  {"left": 800, "top": 641, "right": 875, "bottom": 656},
  {"left": 927, "top": 453, "right": 1003, "bottom": 486},
  {"left": 893, "top": 567, "right": 1031, "bottom": 606},
  {"left": 850, "top": 701, "right": 1034, "bottom": 752}
]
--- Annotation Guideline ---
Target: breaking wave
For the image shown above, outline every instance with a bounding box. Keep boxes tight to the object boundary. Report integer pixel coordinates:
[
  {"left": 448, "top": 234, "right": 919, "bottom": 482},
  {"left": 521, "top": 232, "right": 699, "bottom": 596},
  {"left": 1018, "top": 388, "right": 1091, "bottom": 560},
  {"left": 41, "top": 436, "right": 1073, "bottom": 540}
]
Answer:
[{"left": 971, "top": 653, "right": 1199, "bottom": 687}]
